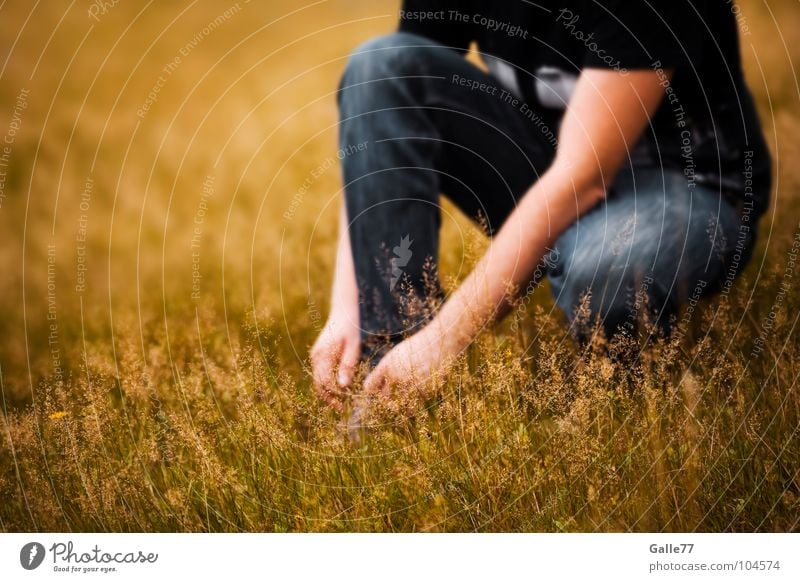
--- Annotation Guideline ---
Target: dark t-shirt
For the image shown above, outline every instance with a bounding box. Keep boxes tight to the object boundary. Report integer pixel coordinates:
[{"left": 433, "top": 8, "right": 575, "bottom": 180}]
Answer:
[{"left": 399, "top": 0, "right": 772, "bottom": 219}]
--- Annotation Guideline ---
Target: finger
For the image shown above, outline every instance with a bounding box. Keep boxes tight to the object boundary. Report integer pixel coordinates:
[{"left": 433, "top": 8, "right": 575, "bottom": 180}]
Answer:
[
  {"left": 327, "top": 393, "right": 344, "bottom": 413},
  {"left": 312, "top": 340, "right": 343, "bottom": 401},
  {"left": 316, "top": 369, "right": 344, "bottom": 410},
  {"left": 311, "top": 334, "right": 343, "bottom": 382},
  {"left": 311, "top": 351, "right": 333, "bottom": 394},
  {"left": 317, "top": 381, "right": 344, "bottom": 412},
  {"left": 337, "top": 339, "right": 361, "bottom": 388},
  {"left": 362, "top": 364, "right": 386, "bottom": 397}
]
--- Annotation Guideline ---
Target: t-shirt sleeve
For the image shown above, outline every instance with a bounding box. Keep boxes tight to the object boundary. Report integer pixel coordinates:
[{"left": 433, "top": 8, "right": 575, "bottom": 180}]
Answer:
[
  {"left": 398, "top": 0, "right": 476, "bottom": 53},
  {"left": 582, "top": 0, "right": 705, "bottom": 70}
]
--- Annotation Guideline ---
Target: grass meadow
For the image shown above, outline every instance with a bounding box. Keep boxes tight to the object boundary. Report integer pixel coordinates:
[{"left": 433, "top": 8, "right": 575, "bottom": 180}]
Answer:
[{"left": 1, "top": 0, "right": 799, "bottom": 531}]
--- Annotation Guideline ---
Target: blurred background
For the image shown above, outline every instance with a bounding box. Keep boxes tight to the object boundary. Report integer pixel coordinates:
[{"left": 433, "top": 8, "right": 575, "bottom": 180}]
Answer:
[{"left": 0, "top": 0, "right": 409, "bottom": 402}]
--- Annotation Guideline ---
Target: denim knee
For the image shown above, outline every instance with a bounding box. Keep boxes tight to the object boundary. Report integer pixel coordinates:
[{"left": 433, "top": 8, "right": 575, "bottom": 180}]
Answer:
[
  {"left": 547, "top": 189, "right": 682, "bottom": 342},
  {"left": 338, "top": 32, "right": 439, "bottom": 101},
  {"left": 551, "top": 258, "right": 675, "bottom": 343},
  {"left": 547, "top": 169, "right": 740, "bottom": 344}
]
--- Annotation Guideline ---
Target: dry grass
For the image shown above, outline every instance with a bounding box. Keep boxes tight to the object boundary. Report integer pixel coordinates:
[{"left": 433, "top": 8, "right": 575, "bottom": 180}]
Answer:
[{"left": 0, "top": 0, "right": 799, "bottom": 532}]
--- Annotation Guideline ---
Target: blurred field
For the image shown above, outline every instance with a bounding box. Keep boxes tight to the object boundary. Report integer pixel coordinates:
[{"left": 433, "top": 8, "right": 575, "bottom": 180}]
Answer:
[{"left": 1, "top": 0, "right": 799, "bottom": 531}]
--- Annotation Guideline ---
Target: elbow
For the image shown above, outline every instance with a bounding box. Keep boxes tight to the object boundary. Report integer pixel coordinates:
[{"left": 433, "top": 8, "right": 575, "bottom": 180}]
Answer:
[
  {"left": 548, "top": 157, "right": 609, "bottom": 211},
  {"left": 581, "top": 181, "right": 608, "bottom": 209}
]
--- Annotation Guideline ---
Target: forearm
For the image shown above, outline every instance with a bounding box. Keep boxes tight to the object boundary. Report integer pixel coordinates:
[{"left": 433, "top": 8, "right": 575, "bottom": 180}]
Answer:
[
  {"left": 330, "top": 201, "right": 359, "bottom": 311},
  {"left": 311, "top": 201, "right": 362, "bottom": 399},
  {"left": 430, "top": 69, "right": 671, "bottom": 351},
  {"left": 362, "top": 69, "right": 672, "bottom": 396},
  {"left": 432, "top": 165, "right": 605, "bottom": 349}
]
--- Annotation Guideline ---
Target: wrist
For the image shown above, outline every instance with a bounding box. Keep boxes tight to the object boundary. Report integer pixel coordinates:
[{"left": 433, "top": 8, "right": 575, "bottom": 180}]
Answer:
[
  {"left": 429, "top": 308, "right": 475, "bottom": 356},
  {"left": 330, "top": 279, "right": 359, "bottom": 312},
  {"left": 330, "top": 293, "right": 358, "bottom": 313},
  {"left": 327, "top": 295, "right": 359, "bottom": 329}
]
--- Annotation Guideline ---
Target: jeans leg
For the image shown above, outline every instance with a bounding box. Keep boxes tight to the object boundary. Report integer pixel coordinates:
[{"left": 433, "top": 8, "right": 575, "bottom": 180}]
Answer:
[
  {"left": 547, "top": 166, "right": 749, "bottom": 345},
  {"left": 338, "top": 32, "right": 555, "bottom": 364}
]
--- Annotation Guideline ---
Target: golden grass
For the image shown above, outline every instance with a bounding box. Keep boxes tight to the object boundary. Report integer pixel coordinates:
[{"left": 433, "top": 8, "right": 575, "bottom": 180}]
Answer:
[{"left": 0, "top": 0, "right": 799, "bottom": 531}]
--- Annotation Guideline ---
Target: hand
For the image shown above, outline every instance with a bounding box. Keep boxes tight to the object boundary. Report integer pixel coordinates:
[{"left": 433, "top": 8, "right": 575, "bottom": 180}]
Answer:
[
  {"left": 361, "top": 321, "right": 465, "bottom": 413},
  {"left": 310, "top": 307, "right": 361, "bottom": 412}
]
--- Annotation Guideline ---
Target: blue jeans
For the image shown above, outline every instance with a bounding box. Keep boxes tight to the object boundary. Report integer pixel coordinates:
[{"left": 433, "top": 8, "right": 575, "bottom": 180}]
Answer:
[{"left": 338, "top": 32, "right": 754, "bottom": 363}]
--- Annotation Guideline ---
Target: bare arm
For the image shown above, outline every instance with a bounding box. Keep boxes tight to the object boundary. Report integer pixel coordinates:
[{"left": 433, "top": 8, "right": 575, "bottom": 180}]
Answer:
[
  {"left": 310, "top": 200, "right": 361, "bottom": 408},
  {"left": 436, "top": 68, "right": 673, "bottom": 344},
  {"left": 331, "top": 201, "right": 359, "bottom": 310},
  {"left": 365, "top": 67, "right": 673, "bottom": 394}
]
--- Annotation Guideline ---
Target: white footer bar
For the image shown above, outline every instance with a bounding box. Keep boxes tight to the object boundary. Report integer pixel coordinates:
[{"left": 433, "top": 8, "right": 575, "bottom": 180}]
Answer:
[{"left": 1, "top": 533, "right": 797, "bottom": 581}]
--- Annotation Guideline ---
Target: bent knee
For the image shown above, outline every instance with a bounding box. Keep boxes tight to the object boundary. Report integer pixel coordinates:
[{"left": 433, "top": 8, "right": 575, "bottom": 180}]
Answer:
[
  {"left": 553, "top": 264, "right": 677, "bottom": 342},
  {"left": 341, "top": 32, "right": 436, "bottom": 85}
]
